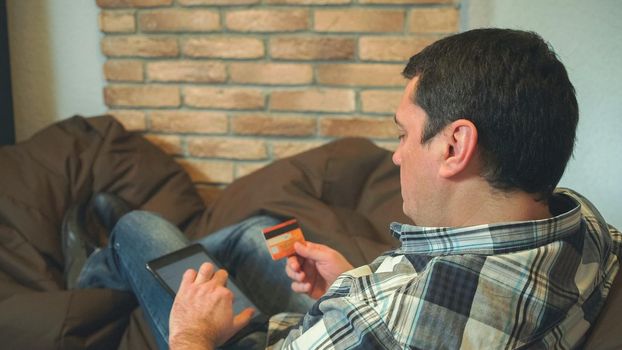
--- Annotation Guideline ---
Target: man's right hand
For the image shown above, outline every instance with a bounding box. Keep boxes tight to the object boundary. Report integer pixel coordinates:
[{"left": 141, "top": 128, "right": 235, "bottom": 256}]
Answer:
[
  {"left": 169, "top": 263, "right": 254, "bottom": 350},
  {"left": 285, "top": 241, "right": 354, "bottom": 300}
]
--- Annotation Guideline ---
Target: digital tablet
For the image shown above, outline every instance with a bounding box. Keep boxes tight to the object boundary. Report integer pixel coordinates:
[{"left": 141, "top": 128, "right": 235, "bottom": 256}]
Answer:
[{"left": 146, "top": 244, "right": 267, "bottom": 341}]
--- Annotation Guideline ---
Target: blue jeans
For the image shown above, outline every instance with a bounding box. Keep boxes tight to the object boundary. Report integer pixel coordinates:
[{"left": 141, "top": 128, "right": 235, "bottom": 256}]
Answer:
[{"left": 78, "top": 212, "right": 314, "bottom": 349}]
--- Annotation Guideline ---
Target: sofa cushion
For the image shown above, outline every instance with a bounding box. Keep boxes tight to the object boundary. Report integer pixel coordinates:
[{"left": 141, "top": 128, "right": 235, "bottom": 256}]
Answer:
[
  {"left": 582, "top": 257, "right": 622, "bottom": 349},
  {"left": 0, "top": 115, "right": 207, "bottom": 349}
]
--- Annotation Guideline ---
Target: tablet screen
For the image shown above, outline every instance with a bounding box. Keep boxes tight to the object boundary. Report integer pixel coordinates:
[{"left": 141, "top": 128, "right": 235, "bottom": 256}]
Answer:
[
  {"left": 146, "top": 244, "right": 260, "bottom": 317},
  {"left": 155, "top": 249, "right": 211, "bottom": 295}
]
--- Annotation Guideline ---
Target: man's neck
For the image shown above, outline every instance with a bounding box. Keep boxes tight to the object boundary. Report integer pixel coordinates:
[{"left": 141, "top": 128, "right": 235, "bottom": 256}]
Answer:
[{"left": 438, "top": 181, "right": 552, "bottom": 228}]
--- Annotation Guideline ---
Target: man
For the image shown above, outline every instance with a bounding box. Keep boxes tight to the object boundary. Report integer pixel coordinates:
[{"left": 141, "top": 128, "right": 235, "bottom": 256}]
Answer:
[{"left": 75, "top": 28, "right": 620, "bottom": 349}]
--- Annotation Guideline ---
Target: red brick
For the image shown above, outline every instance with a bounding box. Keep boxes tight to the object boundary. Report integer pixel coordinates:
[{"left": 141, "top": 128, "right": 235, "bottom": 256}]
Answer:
[
  {"left": 320, "top": 116, "right": 397, "bottom": 138},
  {"left": 97, "top": 0, "right": 172, "bottom": 8},
  {"left": 236, "top": 162, "right": 269, "bottom": 178},
  {"left": 271, "top": 89, "right": 355, "bottom": 112},
  {"left": 99, "top": 11, "right": 136, "bottom": 33},
  {"left": 409, "top": 7, "right": 459, "bottom": 33},
  {"left": 104, "top": 60, "right": 144, "bottom": 81},
  {"left": 109, "top": 110, "right": 147, "bottom": 131},
  {"left": 183, "top": 37, "right": 264, "bottom": 59},
  {"left": 179, "top": 0, "right": 259, "bottom": 4},
  {"left": 229, "top": 63, "right": 312, "bottom": 85},
  {"left": 139, "top": 9, "right": 220, "bottom": 32},
  {"left": 102, "top": 36, "right": 178, "bottom": 57},
  {"left": 360, "top": 89, "right": 403, "bottom": 113},
  {"left": 232, "top": 114, "right": 316, "bottom": 136},
  {"left": 359, "top": 36, "right": 438, "bottom": 61},
  {"left": 266, "top": 0, "right": 349, "bottom": 3},
  {"left": 150, "top": 111, "right": 228, "bottom": 133},
  {"left": 188, "top": 137, "right": 268, "bottom": 160},
  {"left": 314, "top": 9, "right": 404, "bottom": 33},
  {"left": 105, "top": 85, "right": 180, "bottom": 107},
  {"left": 317, "top": 64, "right": 405, "bottom": 87},
  {"left": 147, "top": 61, "right": 226, "bottom": 83},
  {"left": 185, "top": 87, "right": 264, "bottom": 110},
  {"left": 144, "top": 134, "right": 183, "bottom": 155},
  {"left": 176, "top": 159, "right": 234, "bottom": 183},
  {"left": 270, "top": 36, "right": 355, "bottom": 60},
  {"left": 226, "top": 9, "right": 309, "bottom": 32}
]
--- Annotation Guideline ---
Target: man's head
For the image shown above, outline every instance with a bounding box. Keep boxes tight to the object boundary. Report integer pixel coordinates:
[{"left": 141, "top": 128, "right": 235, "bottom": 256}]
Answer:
[
  {"left": 393, "top": 28, "right": 578, "bottom": 225},
  {"left": 400, "top": 29, "right": 577, "bottom": 193}
]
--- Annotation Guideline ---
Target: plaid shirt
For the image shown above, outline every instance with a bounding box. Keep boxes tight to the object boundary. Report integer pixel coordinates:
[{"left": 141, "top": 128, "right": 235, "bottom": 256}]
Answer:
[{"left": 266, "top": 189, "right": 621, "bottom": 349}]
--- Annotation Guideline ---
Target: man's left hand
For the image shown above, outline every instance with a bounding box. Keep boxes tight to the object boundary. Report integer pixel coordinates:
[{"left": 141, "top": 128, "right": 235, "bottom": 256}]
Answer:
[{"left": 169, "top": 263, "right": 255, "bottom": 350}]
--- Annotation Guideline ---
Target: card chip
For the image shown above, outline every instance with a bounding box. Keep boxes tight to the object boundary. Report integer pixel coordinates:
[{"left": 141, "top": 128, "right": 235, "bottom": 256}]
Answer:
[{"left": 262, "top": 219, "right": 305, "bottom": 260}]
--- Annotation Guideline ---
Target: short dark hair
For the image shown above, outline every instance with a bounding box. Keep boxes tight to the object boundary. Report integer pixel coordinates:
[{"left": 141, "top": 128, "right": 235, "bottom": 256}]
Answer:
[{"left": 403, "top": 28, "right": 578, "bottom": 199}]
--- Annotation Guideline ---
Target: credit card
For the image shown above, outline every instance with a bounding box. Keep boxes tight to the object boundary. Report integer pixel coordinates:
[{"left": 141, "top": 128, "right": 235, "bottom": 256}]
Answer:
[{"left": 262, "top": 219, "right": 305, "bottom": 260}]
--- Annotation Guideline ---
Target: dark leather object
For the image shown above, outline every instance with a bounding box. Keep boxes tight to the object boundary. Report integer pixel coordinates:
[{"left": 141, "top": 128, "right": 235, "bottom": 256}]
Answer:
[
  {"left": 61, "top": 193, "right": 132, "bottom": 289},
  {"left": 62, "top": 201, "right": 96, "bottom": 289},
  {"left": 92, "top": 193, "right": 132, "bottom": 232},
  {"left": 582, "top": 267, "right": 622, "bottom": 350}
]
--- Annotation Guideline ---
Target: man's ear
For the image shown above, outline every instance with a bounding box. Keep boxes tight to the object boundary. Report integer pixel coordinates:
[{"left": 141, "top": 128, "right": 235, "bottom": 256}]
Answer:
[{"left": 438, "top": 119, "right": 478, "bottom": 178}]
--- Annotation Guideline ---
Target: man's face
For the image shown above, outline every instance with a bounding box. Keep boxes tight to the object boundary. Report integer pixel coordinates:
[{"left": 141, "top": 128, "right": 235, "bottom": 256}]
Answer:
[{"left": 392, "top": 77, "right": 442, "bottom": 225}]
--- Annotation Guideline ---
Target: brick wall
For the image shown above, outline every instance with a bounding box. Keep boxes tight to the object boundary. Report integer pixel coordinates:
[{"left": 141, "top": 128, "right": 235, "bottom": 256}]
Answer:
[{"left": 96, "top": 0, "right": 460, "bottom": 202}]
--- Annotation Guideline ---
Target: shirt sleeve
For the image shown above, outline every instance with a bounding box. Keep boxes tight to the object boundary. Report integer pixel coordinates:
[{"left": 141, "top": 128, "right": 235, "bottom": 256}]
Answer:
[
  {"left": 278, "top": 296, "right": 401, "bottom": 350},
  {"left": 609, "top": 224, "right": 621, "bottom": 256},
  {"left": 266, "top": 313, "right": 305, "bottom": 350}
]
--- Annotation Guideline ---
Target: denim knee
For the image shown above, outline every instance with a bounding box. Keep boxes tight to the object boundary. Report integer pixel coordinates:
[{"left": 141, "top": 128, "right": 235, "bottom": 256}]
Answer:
[
  {"left": 235, "top": 215, "right": 283, "bottom": 244},
  {"left": 240, "top": 215, "right": 282, "bottom": 229},
  {"left": 111, "top": 210, "right": 187, "bottom": 254},
  {"left": 200, "top": 215, "right": 283, "bottom": 260}
]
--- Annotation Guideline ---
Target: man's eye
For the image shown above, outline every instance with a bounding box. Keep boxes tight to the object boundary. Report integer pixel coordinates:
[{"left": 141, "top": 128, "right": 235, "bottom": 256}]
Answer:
[{"left": 398, "top": 134, "right": 405, "bottom": 140}]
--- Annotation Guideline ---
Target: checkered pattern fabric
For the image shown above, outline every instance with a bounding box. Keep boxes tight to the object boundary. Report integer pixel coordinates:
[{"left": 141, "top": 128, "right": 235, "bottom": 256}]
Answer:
[{"left": 266, "top": 189, "right": 621, "bottom": 349}]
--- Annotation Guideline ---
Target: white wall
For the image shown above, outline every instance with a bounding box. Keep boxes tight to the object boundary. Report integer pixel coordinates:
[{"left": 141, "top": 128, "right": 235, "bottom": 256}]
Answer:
[
  {"left": 463, "top": 0, "right": 622, "bottom": 228},
  {"left": 7, "top": 0, "right": 106, "bottom": 141}
]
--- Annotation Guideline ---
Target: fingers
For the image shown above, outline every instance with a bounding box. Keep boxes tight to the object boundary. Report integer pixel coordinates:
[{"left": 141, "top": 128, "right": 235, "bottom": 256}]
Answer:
[
  {"left": 212, "top": 268, "right": 229, "bottom": 286},
  {"left": 291, "top": 281, "right": 311, "bottom": 293},
  {"left": 194, "top": 263, "right": 215, "bottom": 284},
  {"left": 178, "top": 268, "right": 198, "bottom": 292},
  {"left": 232, "top": 308, "right": 255, "bottom": 333},
  {"left": 286, "top": 257, "right": 305, "bottom": 281},
  {"left": 180, "top": 263, "right": 228, "bottom": 288},
  {"left": 287, "top": 255, "right": 301, "bottom": 271}
]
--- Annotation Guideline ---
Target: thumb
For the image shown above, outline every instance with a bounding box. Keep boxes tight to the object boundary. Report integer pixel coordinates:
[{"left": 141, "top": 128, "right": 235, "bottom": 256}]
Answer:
[
  {"left": 232, "top": 308, "right": 255, "bottom": 333},
  {"left": 294, "top": 241, "right": 329, "bottom": 260}
]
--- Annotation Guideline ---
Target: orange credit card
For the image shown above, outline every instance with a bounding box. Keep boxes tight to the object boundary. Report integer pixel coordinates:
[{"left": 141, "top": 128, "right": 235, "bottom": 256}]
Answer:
[{"left": 262, "top": 219, "right": 305, "bottom": 260}]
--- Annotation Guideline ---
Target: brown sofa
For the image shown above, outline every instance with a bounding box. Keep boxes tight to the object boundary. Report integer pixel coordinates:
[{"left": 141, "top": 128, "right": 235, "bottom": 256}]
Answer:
[{"left": 0, "top": 116, "right": 619, "bottom": 349}]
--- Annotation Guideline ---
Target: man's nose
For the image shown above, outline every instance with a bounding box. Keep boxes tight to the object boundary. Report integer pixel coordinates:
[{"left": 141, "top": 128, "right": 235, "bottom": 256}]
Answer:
[{"left": 392, "top": 150, "right": 401, "bottom": 166}]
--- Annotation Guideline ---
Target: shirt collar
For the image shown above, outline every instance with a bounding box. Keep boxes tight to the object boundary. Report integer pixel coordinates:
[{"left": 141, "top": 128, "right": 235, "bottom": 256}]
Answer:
[{"left": 390, "top": 194, "right": 582, "bottom": 256}]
